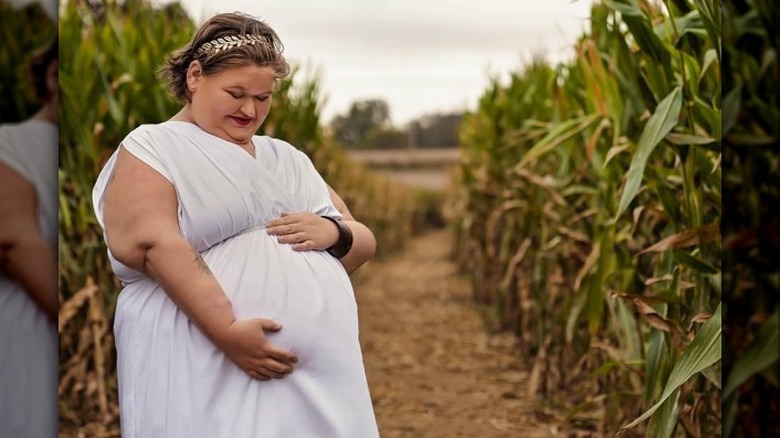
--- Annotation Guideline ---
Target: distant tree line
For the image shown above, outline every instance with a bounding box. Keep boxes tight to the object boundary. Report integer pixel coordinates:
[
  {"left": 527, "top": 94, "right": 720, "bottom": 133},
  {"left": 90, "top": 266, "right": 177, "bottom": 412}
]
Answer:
[{"left": 328, "top": 98, "right": 463, "bottom": 149}]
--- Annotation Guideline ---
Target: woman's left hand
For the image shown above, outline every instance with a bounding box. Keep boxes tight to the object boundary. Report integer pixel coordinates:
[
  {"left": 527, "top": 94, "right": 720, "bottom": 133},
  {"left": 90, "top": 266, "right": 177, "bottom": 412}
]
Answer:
[{"left": 266, "top": 212, "right": 339, "bottom": 252}]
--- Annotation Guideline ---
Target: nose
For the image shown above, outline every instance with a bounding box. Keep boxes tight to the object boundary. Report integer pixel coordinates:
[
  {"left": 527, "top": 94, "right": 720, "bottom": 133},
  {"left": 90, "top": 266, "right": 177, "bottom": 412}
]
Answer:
[{"left": 240, "top": 99, "right": 256, "bottom": 118}]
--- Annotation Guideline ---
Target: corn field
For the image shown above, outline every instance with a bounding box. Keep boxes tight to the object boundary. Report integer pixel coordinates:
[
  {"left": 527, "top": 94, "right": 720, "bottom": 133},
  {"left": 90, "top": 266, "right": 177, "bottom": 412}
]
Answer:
[
  {"left": 721, "top": 0, "right": 779, "bottom": 436},
  {"left": 58, "top": 0, "right": 431, "bottom": 431},
  {"left": 0, "top": 0, "right": 55, "bottom": 122},
  {"left": 0, "top": 0, "right": 773, "bottom": 434},
  {"left": 453, "top": 0, "right": 723, "bottom": 435}
]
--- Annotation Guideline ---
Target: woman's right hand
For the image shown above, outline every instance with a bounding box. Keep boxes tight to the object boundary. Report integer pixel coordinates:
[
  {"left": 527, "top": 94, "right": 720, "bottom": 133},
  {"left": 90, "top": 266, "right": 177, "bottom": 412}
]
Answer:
[{"left": 216, "top": 318, "right": 299, "bottom": 380}]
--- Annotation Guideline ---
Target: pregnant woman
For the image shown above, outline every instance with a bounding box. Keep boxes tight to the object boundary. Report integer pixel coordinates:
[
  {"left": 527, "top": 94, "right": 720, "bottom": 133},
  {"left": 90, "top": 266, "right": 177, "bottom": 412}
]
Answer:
[
  {"left": 92, "top": 13, "right": 379, "bottom": 437},
  {"left": 0, "top": 37, "right": 58, "bottom": 438}
]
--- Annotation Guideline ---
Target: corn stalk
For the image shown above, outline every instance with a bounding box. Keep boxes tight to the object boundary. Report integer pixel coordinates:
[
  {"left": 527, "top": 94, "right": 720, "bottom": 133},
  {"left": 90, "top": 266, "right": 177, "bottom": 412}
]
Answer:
[{"left": 453, "top": 0, "right": 721, "bottom": 435}]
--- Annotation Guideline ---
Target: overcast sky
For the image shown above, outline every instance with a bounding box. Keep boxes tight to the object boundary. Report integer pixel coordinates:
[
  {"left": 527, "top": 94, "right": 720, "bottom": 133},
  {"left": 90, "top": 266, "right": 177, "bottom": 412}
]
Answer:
[
  {"left": 9, "top": 0, "right": 594, "bottom": 126},
  {"left": 152, "top": 0, "right": 596, "bottom": 126}
]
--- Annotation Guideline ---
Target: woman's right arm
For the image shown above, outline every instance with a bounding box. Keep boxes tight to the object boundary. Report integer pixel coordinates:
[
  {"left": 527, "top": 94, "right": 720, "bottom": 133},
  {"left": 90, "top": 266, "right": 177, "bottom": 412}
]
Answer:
[
  {"left": 102, "top": 146, "right": 298, "bottom": 380},
  {"left": 0, "top": 161, "right": 58, "bottom": 322}
]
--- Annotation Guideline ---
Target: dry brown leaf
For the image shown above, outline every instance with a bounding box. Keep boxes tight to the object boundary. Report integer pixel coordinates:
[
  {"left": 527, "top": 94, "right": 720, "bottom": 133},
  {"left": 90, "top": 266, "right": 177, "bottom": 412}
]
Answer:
[
  {"left": 59, "top": 277, "right": 99, "bottom": 333},
  {"left": 557, "top": 226, "right": 590, "bottom": 243},
  {"left": 89, "top": 291, "right": 110, "bottom": 423},
  {"left": 574, "top": 241, "right": 600, "bottom": 292},
  {"left": 570, "top": 207, "right": 598, "bottom": 224},
  {"left": 632, "top": 298, "right": 674, "bottom": 332},
  {"left": 644, "top": 274, "right": 674, "bottom": 286},
  {"left": 679, "top": 280, "right": 696, "bottom": 289},
  {"left": 632, "top": 205, "right": 645, "bottom": 229},
  {"left": 687, "top": 312, "right": 713, "bottom": 332},
  {"left": 526, "top": 333, "right": 552, "bottom": 400},
  {"left": 586, "top": 118, "right": 609, "bottom": 161},
  {"left": 499, "top": 238, "right": 532, "bottom": 291},
  {"left": 591, "top": 340, "right": 624, "bottom": 362},
  {"left": 638, "top": 222, "right": 720, "bottom": 255},
  {"left": 604, "top": 143, "right": 631, "bottom": 167}
]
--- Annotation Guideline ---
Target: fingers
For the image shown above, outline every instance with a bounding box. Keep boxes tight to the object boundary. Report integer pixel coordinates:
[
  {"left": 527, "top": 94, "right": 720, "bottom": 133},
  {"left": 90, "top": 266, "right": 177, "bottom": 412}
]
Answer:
[
  {"left": 265, "top": 212, "right": 318, "bottom": 232},
  {"left": 248, "top": 365, "right": 286, "bottom": 381},
  {"left": 263, "top": 358, "right": 295, "bottom": 375},
  {"left": 247, "top": 369, "right": 270, "bottom": 381},
  {"left": 265, "top": 212, "right": 300, "bottom": 230},
  {"left": 266, "top": 344, "right": 299, "bottom": 365},
  {"left": 291, "top": 241, "right": 314, "bottom": 251},
  {"left": 260, "top": 319, "right": 282, "bottom": 332},
  {"left": 273, "top": 231, "right": 306, "bottom": 244},
  {"left": 254, "top": 361, "right": 289, "bottom": 379},
  {"left": 257, "top": 319, "right": 299, "bottom": 364}
]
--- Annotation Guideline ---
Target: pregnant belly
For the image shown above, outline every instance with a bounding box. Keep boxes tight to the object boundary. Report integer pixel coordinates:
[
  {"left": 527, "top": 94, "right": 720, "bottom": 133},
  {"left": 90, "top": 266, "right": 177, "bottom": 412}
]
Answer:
[{"left": 199, "top": 229, "right": 358, "bottom": 361}]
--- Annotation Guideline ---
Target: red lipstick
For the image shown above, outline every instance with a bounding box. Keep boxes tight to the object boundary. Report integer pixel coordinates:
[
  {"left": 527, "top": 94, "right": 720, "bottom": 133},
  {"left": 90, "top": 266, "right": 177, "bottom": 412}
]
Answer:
[{"left": 231, "top": 116, "right": 252, "bottom": 127}]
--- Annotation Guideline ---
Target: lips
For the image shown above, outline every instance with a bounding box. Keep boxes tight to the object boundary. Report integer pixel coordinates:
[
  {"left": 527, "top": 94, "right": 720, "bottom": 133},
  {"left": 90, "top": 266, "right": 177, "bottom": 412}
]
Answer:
[{"left": 230, "top": 116, "right": 253, "bottom": 127}]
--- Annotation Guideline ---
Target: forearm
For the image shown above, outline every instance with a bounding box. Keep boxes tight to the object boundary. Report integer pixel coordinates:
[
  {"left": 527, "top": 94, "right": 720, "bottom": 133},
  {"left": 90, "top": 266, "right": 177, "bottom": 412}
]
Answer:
[
  {"left": 339, "top": 220, "right": 376, "bottom": 275},
  {"left": 137, "top": 238, "right": 236, "bottom": 344},
  {"left": 6, "top": 235, "right": 58, "bottom": 322}
]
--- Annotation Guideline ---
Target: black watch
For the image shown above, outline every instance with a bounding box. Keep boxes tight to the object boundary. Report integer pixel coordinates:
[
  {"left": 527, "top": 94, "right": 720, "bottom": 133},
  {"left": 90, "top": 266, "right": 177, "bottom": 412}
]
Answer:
[{"left": 321, "top": 216, "right": 354, "bottom": 259}]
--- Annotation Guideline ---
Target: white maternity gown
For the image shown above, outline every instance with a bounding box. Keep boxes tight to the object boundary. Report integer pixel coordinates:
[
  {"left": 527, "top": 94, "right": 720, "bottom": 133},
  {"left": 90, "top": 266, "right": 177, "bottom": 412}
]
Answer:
[
  {"left": 0, "top": 120, "right": 58, "bottom": 438},
  {"left": 92, "top": 121, "right": 379, "bottom": 438}
]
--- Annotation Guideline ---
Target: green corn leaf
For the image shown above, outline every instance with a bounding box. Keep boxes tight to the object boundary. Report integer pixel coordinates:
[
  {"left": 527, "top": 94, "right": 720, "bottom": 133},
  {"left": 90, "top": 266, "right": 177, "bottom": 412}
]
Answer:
[
  {"left": 516, "top": 114, "right": 600, "bottom": 169},
  {"left": 621, "top": 303, "right": 722, "bottom": 431},
  {"left": 665, "top": 133, "right": 716, "bottom": 145},
  {"left": 723, "top": 310, "right": 780, "bottom": 399},
  {"left": 699, "top": 48, "right": 718, "bottom": 83},
  {"left": 722, "top": 82, "right": 742, "bottom": 136},
  {"left": 602, "top": 0, "right": 642, "bottom": 16},
  {"left": 674, "top": 250, "right": 718, "bottom": 274},
  {"left": 724, "top": 392, "right": 739, "bottom": 437},
  {"left": 646, "top": 389, "right": 681, "bottom": 438},
  {"left": 615, "top": 86, "right": 683, "bottom": 220},
  {"left": 690, "top": 0, "right": 721, "bottom": 60},
  {"left": 621, "top": 7, "right": 671, "bottom": 64}
]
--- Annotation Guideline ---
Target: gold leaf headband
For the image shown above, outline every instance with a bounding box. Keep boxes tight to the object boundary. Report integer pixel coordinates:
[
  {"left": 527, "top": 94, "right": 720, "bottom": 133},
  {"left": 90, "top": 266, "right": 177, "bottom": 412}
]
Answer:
[{"left": 196, "top": 34, "right": 269, "bottom": 56}]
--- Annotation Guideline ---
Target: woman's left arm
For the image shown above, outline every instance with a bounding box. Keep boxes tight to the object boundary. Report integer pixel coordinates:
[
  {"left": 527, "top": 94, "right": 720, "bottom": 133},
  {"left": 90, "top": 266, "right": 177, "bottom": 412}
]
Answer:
[
  {"left": 265, "top": 185, "right": 376, "bottom": 275},
  {"left": 324, "top": 185, "right": 377, "bottom": 274}
]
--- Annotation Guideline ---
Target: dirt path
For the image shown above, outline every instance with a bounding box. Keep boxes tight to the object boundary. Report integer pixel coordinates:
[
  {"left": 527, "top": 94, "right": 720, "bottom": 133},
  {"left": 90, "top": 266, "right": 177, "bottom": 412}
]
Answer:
[{"left": 355, "top": 230, "right": 558, "bottom": 438}]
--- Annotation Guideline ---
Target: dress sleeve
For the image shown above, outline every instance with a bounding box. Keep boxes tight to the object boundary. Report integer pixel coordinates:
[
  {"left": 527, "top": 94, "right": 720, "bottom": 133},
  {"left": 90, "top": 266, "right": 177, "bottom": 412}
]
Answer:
[
  {"left": 92, "top": 126, "right": 173, "bottom": 228},
  {"left": 294, "top": 149, "right": 343, "bottom": 220},
  {"left": 0, "top": 133, "right": 32, "bottom": 185},
  {"left": 120, "top": 127, "right": 173, "bottom": 183}
]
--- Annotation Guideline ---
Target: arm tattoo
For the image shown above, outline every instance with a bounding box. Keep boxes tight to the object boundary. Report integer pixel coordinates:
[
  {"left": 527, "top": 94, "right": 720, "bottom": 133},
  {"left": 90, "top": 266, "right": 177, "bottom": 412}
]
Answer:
[{"left": 191, "top": 249, "right": 213, "bottom": 276}]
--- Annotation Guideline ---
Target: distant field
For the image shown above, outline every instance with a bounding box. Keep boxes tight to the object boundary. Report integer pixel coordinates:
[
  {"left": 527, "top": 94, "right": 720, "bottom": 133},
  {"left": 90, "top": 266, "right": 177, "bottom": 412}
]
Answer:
[
  {"left": 347, "top": 148, "right": 460, "bottom": 167},
  {"left": 346, "top": 148, "right": 460, "bottom": 191}
]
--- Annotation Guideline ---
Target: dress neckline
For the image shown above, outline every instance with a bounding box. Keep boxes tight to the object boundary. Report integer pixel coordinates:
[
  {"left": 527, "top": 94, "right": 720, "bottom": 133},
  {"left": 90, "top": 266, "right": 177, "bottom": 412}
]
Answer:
[{"left": 163, "top": 120, "right": 260, "bottom": 162}]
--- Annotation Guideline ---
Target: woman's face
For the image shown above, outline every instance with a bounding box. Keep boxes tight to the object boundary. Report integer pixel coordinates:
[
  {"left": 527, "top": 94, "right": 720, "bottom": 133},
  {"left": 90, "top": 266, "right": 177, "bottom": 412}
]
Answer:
[{"left": 187, "top": 62, "right": 275, "bottom": 146}]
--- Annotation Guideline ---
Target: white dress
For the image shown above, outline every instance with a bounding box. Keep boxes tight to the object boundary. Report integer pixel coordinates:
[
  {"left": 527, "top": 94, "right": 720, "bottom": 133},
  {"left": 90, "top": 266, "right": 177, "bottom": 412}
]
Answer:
[
  {"left": 0, "top": 120, "right": 58, "bottom": 438},
  {"left": 92, "top": 121, "right": 379, "bottom": 438}
]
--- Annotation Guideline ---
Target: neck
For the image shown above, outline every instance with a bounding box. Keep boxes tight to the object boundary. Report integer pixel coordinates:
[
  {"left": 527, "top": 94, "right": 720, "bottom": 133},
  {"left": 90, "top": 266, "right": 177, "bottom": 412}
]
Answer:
[
  {"left": 170, "top": 105, "right": 195, "bottom": 123},
  {"left": 31, "top": 102, "right": 58, "bottom": 125}
]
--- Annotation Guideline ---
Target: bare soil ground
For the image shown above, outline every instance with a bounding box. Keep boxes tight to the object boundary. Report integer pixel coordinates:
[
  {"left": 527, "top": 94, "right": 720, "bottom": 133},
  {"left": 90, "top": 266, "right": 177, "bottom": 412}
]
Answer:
[
  {"left": 62, "top": 229, "right": 575, "bottom": 438},
  {"left": 355, "top": 229, "right": 562, "bottom": 438}
]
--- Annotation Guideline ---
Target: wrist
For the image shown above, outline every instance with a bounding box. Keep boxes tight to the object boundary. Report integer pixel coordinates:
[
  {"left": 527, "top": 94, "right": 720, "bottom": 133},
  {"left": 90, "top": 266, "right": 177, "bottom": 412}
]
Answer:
[
  {"left": 320, "top": 216, "right": 353, "bottom": 259},
  {"left": 210, "top": 316, "right": 237, "bottom": 347},
  {"left": 320, "top": 215, "right": 340, "bottom": 248}
]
